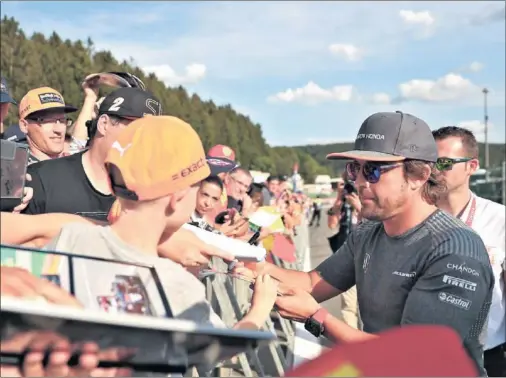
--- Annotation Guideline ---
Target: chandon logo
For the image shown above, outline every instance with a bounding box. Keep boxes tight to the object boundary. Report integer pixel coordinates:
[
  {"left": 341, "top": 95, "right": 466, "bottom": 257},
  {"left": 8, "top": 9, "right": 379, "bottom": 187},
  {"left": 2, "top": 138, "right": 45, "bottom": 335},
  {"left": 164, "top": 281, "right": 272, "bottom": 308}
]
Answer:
[
  {"left": 356, "top": 134, "right": 385, "bottom": 140},
  {"left": 446, "top": 262, "right": 480, "bottom": 277}
]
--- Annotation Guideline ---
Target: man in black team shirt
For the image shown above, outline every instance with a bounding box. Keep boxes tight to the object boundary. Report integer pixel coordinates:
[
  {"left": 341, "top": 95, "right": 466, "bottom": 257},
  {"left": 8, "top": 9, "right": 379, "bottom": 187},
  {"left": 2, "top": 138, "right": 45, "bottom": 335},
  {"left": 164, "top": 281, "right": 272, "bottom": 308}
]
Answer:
[
  {"left": 235, "top": 111, "right": 494, "bottom": 375},
  {"left": 23, "top": 87, "right": 162, "bottom": 220}
]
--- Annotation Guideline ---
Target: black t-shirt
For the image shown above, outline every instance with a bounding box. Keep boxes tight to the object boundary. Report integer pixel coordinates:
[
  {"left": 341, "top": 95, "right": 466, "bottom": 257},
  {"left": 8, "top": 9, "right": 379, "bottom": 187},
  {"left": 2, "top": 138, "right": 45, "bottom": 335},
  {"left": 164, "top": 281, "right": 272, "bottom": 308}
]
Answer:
[
  {"left": 317, "top": 210, "right": 493, "bottom": 375},
  {"left": 23, "top": 151, "right": 115, "bottom": 221},
  {"left": 227, "top": 196, "right": 243, "bottom": 213}
]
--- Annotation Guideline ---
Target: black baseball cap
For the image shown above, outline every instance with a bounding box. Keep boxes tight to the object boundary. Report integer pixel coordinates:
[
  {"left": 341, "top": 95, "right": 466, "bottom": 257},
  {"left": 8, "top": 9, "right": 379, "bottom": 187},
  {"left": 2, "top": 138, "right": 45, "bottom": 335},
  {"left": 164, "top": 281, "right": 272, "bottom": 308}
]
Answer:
[
  {"left": 98, "top": 87, "right": 162, "bottom": 119},
  {"left": 1, "top": 76, "right": 16, "bottom": 104},
  {"left": 327, "top": 111, "right": 438, "bottom": 163},
  {"left": 206, "top": 156, "right": 238, "bottom": 176}
]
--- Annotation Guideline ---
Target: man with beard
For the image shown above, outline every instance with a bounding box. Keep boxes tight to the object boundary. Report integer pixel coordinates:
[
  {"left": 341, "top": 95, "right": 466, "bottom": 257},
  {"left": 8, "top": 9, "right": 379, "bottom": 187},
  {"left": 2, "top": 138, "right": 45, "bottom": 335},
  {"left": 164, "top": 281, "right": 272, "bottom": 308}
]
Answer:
[{"left": 234, "top": 111, "right": 493, "bottom": 375}]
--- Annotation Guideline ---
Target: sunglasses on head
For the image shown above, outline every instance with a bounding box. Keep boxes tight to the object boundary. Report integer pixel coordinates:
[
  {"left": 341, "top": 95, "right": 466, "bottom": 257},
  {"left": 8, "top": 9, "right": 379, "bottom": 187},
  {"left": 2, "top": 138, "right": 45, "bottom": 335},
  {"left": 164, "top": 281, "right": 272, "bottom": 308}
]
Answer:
[
  {"left": 436, "top": 157, "right": 472, "bottom": 171},
  {"left": 346, "top": 161, "right": 403, "bottom": 184}
]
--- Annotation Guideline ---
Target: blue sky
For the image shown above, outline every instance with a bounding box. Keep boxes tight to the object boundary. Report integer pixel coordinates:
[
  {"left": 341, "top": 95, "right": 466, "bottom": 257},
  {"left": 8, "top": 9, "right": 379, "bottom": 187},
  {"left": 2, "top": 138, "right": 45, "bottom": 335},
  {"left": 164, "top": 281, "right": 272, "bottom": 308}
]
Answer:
[{"left": 2, "top": 1, "right": 505, "bottom": 146}]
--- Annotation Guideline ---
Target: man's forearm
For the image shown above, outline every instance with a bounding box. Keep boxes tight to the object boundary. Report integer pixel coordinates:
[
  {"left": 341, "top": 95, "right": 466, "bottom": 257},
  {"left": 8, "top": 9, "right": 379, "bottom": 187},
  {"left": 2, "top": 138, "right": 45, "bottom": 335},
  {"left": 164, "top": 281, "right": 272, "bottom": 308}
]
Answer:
[
  {"left": 323, "top": 313, "right": 376, "bottom": 344},
  {"left": 261, "top": 262, "right": 313, "bottom": 292}
]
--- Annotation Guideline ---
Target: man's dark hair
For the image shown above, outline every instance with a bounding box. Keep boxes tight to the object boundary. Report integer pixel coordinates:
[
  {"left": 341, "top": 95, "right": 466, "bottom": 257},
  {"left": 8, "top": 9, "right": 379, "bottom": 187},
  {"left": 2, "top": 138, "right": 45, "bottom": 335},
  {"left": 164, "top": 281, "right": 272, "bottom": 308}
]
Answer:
[
  {"left": 432, "top": 126, "right": 479, "bottom": 158},
  {"left": 248, "top": 182, "right": 264, "bottom": 196},
  {"left": 267, "top": 175, "right": 280, "bottom": 183},
  {"left": 201, "top": 175, "right": 223, "bottom": 190}
]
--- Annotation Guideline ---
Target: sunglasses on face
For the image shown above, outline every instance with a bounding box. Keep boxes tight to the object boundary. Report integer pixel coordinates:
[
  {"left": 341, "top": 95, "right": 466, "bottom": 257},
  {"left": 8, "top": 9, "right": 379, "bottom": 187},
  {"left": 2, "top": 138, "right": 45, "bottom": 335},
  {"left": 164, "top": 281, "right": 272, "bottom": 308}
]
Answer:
[
  {"left": 346, "top": 161, "right": 403, "bottom": 184},
  {"left": 436, "top": 157, "right": 472, "bottom": 171}
]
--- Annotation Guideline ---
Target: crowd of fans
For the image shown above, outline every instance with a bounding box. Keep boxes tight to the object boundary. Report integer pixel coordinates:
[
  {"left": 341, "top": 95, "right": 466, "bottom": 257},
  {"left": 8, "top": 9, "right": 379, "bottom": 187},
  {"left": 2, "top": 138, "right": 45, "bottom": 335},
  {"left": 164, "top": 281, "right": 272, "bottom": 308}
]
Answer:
[
  {"left": 0, "top": 74, "right": 316, "bottom": 376},
  {"left": 0, "top": 72, "right": 505, "bottom": 378}
]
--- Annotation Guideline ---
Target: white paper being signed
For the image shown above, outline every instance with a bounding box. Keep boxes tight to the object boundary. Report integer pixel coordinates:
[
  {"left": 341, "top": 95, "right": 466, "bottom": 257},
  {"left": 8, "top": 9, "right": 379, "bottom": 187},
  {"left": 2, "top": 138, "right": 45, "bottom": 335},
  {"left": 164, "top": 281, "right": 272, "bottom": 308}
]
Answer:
[{"left": 182, "top": 224, "right": 266, "bottom": 262}]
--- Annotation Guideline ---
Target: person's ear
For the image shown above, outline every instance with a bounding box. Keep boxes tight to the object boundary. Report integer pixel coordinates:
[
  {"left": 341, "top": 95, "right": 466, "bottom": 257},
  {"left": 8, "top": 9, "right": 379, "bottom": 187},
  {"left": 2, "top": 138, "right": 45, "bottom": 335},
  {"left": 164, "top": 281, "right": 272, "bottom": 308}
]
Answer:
[
  {"left": 166, "top": 187, "right": 192, "bottom": 214},
  {"left": 95, "top": 115, "right": 109, "bottom": 137},
  {"left": 467, "top": 158, "right": 479, "bottom": 175},
  {"left": 408, "top": 164, "right": 431, "bottom": 191},
  {"left": 18, "top": 119, "right": 29, "bottom": 134}
]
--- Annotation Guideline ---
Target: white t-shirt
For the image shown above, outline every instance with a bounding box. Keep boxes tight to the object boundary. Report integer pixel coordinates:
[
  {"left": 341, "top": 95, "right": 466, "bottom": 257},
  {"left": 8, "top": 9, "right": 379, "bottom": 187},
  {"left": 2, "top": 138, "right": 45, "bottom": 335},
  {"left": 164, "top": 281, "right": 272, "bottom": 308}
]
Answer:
[
  {"left": 458, "top": 192, "right": 505, "bottom": 350},
  {"left": 44, "top": 222, "right": 225, "bottom": 328}
]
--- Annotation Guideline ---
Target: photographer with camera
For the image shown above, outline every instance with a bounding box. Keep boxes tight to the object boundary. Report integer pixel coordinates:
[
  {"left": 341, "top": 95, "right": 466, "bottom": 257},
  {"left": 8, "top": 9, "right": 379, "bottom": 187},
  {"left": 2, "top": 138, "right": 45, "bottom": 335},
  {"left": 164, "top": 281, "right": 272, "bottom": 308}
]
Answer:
[{"left": 327, "top": 174, "right": 362, "bottom": 253}]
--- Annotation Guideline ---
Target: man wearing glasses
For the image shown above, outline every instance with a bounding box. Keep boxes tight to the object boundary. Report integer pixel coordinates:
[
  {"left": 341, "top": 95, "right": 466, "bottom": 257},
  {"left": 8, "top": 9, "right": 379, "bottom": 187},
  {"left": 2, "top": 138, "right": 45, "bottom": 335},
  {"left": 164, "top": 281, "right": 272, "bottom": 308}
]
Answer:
[
  {"left": 22, "top": 88, "right": 161, "bottom": 220},
  {"left": 433, "top": 126, "right": 505, "bottom": 377},
  {"left": 225, "top": 167, "right": 253, "bottom": 213},
  {"left": 235, "top": 112, "right": 493, "bottom": 375},
  {"left": 18, "top": 87, "right": 77, "bottom": 165}
]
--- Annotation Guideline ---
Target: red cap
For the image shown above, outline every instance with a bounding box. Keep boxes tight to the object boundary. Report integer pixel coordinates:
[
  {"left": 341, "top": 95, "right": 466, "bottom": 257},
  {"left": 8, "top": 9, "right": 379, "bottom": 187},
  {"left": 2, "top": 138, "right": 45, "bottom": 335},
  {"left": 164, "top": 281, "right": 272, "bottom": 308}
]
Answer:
[{"left": 208, "top": 144, "right": 236, "bottom": 161}]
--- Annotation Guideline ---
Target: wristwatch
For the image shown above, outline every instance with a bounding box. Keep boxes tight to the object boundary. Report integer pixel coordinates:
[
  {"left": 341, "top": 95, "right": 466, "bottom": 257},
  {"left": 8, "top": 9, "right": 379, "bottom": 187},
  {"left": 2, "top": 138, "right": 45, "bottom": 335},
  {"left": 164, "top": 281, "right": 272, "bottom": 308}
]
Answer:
[{"left": 304, "top": 307, "right": 329, "bottom": 338}]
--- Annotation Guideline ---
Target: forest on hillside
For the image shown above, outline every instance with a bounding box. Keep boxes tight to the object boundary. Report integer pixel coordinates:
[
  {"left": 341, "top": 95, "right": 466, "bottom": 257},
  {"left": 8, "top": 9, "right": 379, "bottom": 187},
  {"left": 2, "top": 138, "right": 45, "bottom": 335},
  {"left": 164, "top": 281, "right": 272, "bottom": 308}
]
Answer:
[
  {"left": 0, "top": 16, "right": 330, "bottom": 182},
  {"left": 2, "top": 16, "right": 504, "bottom": 181}
]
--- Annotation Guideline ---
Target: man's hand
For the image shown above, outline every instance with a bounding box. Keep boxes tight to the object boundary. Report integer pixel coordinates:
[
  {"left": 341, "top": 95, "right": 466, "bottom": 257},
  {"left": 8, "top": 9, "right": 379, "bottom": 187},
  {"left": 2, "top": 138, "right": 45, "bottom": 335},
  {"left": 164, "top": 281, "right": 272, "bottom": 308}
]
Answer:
[
  {"left": 12, "top": 174, "right": 33, "bottom": 214},
  {"left": 217, "top": 213, "right": 249, "bottom": 237},
  {"left": 275, "top": 287, "right": 321, "bottom": 323},
  {"left": 1, "top": 331, "right": 132, "bottom": 377},
  {"left": 82, "top": 74, "right": 100, "bottom": 101},
  {"left": 250, "top": 274, "right": 279, "bottom": 312},
  {"left": 158, "top": 228, "right": 235, "bottom": 268},
  {"left": 1, "top": 267, "right": 82, "bottom": 307},
  {"left": 344, "top": 193, "right": 362, "bottom": 213}
]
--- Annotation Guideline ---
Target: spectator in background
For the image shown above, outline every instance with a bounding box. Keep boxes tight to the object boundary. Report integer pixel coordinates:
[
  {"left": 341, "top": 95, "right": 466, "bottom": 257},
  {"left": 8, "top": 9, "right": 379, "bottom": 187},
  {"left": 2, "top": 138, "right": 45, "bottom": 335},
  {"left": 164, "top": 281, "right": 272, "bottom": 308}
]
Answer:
[
  {"left": 433, "top": 126, "right": 506, "bottom": 377},
  {"left": 264, "top": 175, "right": 280, "bottom": 205},
  {"left": 17, "top": 87, "right": 77, "bottom": 165},
  {"left": 207, "top": 144, "right": 237, "bottom": 211},
  {"left": 279, "top": 175, "right": 289, "bottom": 192},
  {"left": 1, "top": 124, "right": 27, "bottom": 144},
  {"left": 247, "top": 183, "right": 265, "bottom": 214},
  {"left": 309, "top": 196, "right": 322, "bottom": 227},
  {"left": 208, "top": 144, "right": 236, "bottom": 161},
  {"left": 225, "top": 166, "right": 253, "bottom": 213},
  {"left": 22, "top": 87, "right": 161, "bottom": 220},
  {"left": 0, "top": 76, "right": 16, "bottom": 138},
  {"left": 190, "top": 175, "right": 225, "bottom": 229}
]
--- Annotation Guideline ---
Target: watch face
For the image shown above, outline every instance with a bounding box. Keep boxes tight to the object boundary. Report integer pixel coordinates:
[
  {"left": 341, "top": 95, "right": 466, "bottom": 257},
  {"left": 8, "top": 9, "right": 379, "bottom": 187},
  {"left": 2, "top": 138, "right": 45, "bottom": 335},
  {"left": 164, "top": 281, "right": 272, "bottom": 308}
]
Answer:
[{"left": 305, "top": 317, "right": 323, "bottom": 337}]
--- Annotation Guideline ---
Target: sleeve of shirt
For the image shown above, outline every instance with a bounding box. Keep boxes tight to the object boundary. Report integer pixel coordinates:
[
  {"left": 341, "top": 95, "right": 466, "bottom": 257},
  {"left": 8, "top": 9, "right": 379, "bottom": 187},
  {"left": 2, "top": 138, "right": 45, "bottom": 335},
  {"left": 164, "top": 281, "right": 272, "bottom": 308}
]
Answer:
[
  {"left": 401, "top": 241, "right": 493, "bottom": 342},
  {"left": 315, "top": 229, "right": 356, "bottom": 292},
  {"left": 22, "top": 165, "right": 47, "bottom": 215}
]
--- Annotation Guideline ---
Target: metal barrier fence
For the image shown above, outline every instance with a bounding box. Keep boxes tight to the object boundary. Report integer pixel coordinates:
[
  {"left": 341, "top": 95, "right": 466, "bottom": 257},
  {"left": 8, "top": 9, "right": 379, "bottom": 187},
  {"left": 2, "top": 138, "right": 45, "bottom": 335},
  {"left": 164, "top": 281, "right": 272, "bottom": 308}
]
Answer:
[{"left": 185, "top": 221, "right": 310, "bottom": 377}]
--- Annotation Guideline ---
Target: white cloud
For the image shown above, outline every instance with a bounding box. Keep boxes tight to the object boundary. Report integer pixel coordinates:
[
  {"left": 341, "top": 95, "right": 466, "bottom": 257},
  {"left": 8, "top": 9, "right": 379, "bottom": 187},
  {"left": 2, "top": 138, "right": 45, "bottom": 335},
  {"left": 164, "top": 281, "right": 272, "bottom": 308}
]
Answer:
[
  {"left": 267, "top": 81, "right": 354, "bottom": 104},
  {"left": 398, "top": 73, "right": 479, "bottom": 103},
  {"left": 468, "top": 61, "right": 484, "bottom": 72},
  {"left": 142, "top": 63, "right": 207, "bottom": 86},
  {"left": 399, "top": 10, "right": 435, "bottom": 26},
  {"left": 328, "top": 43, "right": 363, "bottom": 61},
  {"left": 457, "top": 120, "right": 494, "bottom": 142},
  {"left": 371, "top": 92, "right": 391, "bottom": 105}
]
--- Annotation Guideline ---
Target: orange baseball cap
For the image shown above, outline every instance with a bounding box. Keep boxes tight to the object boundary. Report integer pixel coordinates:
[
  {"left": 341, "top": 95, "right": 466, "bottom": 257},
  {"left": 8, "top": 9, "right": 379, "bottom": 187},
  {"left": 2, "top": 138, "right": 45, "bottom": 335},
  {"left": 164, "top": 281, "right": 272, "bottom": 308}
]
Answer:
[
  {"left": 208, "top": 144, "right": 236, "bottom": 161},
  {"left": 18, "top": 87, "right": 77, "bottom": 120},
  {"left": 105, "top": 115, "right": 211, "bottom": 201}
]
